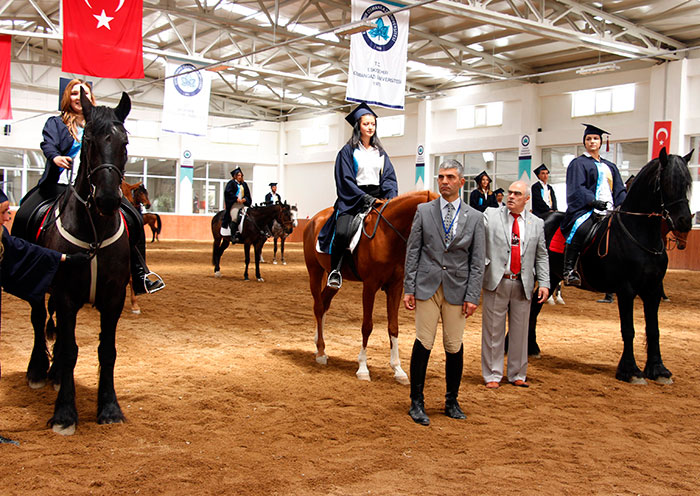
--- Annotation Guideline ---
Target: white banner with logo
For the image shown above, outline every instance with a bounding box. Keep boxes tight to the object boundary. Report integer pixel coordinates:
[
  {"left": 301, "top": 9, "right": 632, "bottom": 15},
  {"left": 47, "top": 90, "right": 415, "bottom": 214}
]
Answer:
[
  {"left": 346, "top": 0, "right": 409, "bottom": 109},
  {"left": 162, "top": 62, "right": 212, "bottom": 136}
]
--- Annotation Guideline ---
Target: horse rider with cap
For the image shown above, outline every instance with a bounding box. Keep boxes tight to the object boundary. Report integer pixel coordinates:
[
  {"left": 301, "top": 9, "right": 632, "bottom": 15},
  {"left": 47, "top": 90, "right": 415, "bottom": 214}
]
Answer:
[
  {"left": 561, "top": 124, "right": 627, "bottom": 286},
  {"left": 469, "top": 171, "right": 498, "bottom": 212},
  {"left": 265, "top": 182, "right": 281, "bottom": 205},
  {"left": 317, "top": 102, "right": 398, "bottom": 290},
  {"left": 531, "top": 164, "right": 558, "bottom": 218},
  {"left": 221, "top": 167, "right": 252, "bottom": 242}
]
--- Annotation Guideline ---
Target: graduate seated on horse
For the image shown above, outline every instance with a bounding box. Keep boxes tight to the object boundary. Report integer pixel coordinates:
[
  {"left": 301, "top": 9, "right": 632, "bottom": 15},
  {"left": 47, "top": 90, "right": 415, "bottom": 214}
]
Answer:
[
  {"left": 317, "top": 102, "right": 398, "bottom": 290},
  {"left": 561, "top": 123, "right": 627, "bottom": 287},
  {"left": 220, "top": 167, "right": 252, "bottom": 243},
  {"left": 11, "top": 79, "right": 163, "bottom": 295}
]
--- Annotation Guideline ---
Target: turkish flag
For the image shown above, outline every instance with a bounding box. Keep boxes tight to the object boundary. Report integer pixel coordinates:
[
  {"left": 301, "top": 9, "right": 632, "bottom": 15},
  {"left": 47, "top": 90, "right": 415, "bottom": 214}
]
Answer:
[
  {"left": 652, "top": 121, "right": 672, "bottom": 159},
  {"left": 0, "top": 35, "right": 12, "bottom": 120},
  {"left": 62, "top": 0, "right": 144, "bottom": 79}
]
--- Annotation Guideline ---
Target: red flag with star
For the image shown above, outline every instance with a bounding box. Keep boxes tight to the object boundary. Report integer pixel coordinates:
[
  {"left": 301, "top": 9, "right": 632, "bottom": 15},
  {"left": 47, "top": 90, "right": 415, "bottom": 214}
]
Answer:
[
  {"left": 0, "top": 35, "right": 12, "bottom": 120},
  {"left": 62, "top": 0, "right": 144, "bottom": 79},
  {"left": 652, "top": 121, "right": 672, "bottom": 159}
]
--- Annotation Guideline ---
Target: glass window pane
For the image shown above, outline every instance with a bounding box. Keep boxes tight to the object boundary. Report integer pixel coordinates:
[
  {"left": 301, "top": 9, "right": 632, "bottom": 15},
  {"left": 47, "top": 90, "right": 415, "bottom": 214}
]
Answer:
[
  {"left": 193, "top": 161, "right": 207, "bottom": 179},
  {"left": 26, "top": 150, "right": 45, "bottom": 169},
  {"left": 0, "top": 168, "right": 21, "bottom": 205},
  {"left": 612, "top": 84, "right": 635, "bottom": 112},
  {"left": 573, "top": 90, "right": 595, "bottom": 117},
  {"left": 595, "top": 90, "right": 612, "bottom": 113},
  {"left": 208, "top": 162, "right": 230, "bottom": 180},
  {"left": 617, "top": 141, "right": 648, "bottom": 175},
  {"left": 193, "top": 179, "right": 205, "bottom": 213},
  {"left": 487, "top": 102, "right": 503, "bottom": 126},
  {"left": 474, "top": 106, "right": 487, "bottom": 127},
  {"left": 207, "top": 181, "right": 223, "bottom": 212},
  {"left": 126, "top": 156, "right": 145, "bottom": 174},
  {"left": 0, "top": 148, "right": 23, "bottom": 167},
  {"left": 457, "top": 106, "right": 475, "bottom": 129},
  {"left": 148, "top": 178, "right": 176, "bottom": 213},
  {"left": 147, "top": 158, "right": 176, "bottom": 177}
]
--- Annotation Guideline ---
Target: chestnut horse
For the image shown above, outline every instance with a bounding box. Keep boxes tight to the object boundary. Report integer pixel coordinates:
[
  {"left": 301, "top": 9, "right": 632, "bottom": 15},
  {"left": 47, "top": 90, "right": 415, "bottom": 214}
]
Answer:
[{"left": 303, "top": 190, "right": 438, "bottom": 383}]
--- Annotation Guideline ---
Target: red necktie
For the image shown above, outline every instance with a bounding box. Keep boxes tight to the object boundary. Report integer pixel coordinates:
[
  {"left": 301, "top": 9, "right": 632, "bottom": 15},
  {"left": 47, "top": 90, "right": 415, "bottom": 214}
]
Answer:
[{"left": 510, "top": 213, "right": 521, "bottom": 275}]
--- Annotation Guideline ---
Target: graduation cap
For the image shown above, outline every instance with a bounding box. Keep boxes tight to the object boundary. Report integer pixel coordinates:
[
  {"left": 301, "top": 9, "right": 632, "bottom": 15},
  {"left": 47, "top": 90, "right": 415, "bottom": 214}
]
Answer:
[
  {"left": 269, "top": 182, "right": 278, "bottom": 187},
  {"left": 582, "top": 123, "right": 610, "bottom": 151},
  {"left": 533, "top": 164, "right": 549, "bottom": 176},
  {"left": 345, "top": 102, "right": 377, "bottom": 127},
  {"left": 0, "top": 189, "right": 7, "bottom": 203},
  {"left": 494, "top": 188, "right": 504, "bottom": 195},
  {"left": 473, "top": 171, "right": 492, "bottom": 184},
  {"left": 230, "top": 167, "right": 243, "bottom": 177}
]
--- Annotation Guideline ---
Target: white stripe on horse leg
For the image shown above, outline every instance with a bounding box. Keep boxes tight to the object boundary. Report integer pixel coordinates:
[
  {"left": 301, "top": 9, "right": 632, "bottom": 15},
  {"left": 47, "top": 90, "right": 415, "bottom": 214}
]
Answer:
[
  {"left": 390, "top": 335, "right": 409, "bottom": 385},
  {"left": 356, "top": 347, "right": 370, "bottom": 381}
]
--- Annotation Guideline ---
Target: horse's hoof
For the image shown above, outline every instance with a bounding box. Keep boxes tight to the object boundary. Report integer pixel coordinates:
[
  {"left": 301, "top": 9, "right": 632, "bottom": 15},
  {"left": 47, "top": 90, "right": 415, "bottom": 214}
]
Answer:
[
  {"left": 395, "top": 374, "right": 409, "bottom": 385},
  {"left": 27, "top": 379, "right": 46, "bottom": 389},
  {"left": 654, "top": 376, "right": 673, "bottom": 385},
  {"left": 214, "top": 271, "right": 222, "bottom": 279},
  {"left": 315, "top": 355, "right": 328, "bottom": 365},
  {"left": 356, "top": 372, "right": 371, "bottom": 381},
  {"left": 131, "top": 308, "right": 141, "bottom": 315},
  {"left": 282, "top": 261, "right": 287, "bottom": 265},
  {"left": 272, "top": 260, "right": 277, "bottom": 265},
  {"left": 52, "top": 423, "right": 76, "bottom": 436},
  {"left": 257, "top": 277, "right": 264, "bottom": 282},
  {"left": 629, "top": 376, "right": 647, "bottom": 385}
]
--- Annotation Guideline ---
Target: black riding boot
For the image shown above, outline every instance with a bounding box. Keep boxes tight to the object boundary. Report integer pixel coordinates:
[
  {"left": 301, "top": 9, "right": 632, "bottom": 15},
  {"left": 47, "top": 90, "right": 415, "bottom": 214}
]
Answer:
[
  {"left": 445, "top": 345, "right": 466, "bottom": 420},
  {"left": 409, "top": 339, "right": 431, "bottom": 426},
  {"left": 123, "top": 202, "right": 165, "bottom": 295},
  {"left": 563, "top": 244, "right": 581, "bottom": 287}
]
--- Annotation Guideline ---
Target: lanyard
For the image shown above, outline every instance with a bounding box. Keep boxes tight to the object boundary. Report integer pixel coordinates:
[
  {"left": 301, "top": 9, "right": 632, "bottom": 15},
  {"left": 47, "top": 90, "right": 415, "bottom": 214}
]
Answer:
[{"left": 441, "top": 203, "right": 461, "bottom": 239}]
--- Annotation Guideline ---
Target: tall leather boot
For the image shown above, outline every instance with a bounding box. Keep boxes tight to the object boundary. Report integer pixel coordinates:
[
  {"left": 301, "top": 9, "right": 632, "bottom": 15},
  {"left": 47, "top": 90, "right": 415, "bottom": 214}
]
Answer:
[
  {"left": 123, "top": 203, "right": 165, "bottom": 295},
  {"left": 445, "top": 345, "right": 466, "bottom": 419},
  {"left": 562, "top": 243, "right": 581, "bottom": 287},
  {"left": 408, "top": 339, "right": 431, "bottom": 426}
]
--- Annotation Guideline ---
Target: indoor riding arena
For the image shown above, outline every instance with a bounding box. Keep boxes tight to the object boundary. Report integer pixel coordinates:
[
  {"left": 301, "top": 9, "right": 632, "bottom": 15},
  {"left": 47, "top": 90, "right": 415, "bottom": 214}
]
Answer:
[{"left": 2, "top": 240, "right": 700, "bottom": 494}]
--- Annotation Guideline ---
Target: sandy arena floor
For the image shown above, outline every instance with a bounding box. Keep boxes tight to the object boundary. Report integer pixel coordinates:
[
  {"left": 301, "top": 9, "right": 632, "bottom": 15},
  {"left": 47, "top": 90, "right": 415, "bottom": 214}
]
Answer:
[{"left": 1, "top": 240, "right": 700, "bottom": 495}]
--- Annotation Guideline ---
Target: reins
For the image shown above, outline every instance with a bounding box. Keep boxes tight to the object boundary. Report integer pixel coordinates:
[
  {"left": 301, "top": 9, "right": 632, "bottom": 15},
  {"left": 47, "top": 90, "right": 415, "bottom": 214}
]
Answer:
[{"left": 362, "top": 198, "right": 408, "bottom": 243}]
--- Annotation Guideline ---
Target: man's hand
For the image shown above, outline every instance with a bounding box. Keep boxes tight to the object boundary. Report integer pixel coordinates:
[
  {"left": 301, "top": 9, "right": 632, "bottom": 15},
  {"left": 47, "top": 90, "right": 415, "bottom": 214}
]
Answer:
[
  {"left": 462, "top": 301, "right": 477, "bottom": 317},
  {"left": 53, "top": 156, "right": 72, "bottom": 170},
  {"left": 403, "top": 294, "right": 415, "bottom": 311},
  {"left": 537, "top": 287, "right": 550, "bottom": 303},
  {"left": 237, "top": 197, "right": 245, "bottom": 204}
]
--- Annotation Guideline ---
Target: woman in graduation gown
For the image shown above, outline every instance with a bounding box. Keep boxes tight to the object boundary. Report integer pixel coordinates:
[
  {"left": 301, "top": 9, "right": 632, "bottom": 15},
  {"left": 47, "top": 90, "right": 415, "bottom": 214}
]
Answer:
[
  {"left": 317, "top": 102, "right": 398, "bottom": 289},
  {"left": 469, "top": 171, "right": 497, "bottom": 212}
]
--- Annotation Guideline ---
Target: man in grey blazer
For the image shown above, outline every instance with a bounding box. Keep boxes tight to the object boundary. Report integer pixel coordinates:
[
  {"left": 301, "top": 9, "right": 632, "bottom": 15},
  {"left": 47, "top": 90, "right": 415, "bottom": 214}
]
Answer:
[
  {"left": 482, "top": 180, "right": 550, "bottom": 389},
  {"left": 403, "top": 159, "right": 485, "bottom": 426}
]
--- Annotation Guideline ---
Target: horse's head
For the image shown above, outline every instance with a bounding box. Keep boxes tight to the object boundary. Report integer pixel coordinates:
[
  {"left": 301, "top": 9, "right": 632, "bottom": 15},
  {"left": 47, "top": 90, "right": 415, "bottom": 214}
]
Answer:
[
  {"left": 78, "top": 90, "right": 131, "bottom": 216},
  {"left": 134, "top": 184, "right": 152, "bottom": 210},
  {"left": 278, "top": 203, "right": 296, "bottom": 235},
  {"left": 658, "top": 147, "right": 694, "bottom": 233}
]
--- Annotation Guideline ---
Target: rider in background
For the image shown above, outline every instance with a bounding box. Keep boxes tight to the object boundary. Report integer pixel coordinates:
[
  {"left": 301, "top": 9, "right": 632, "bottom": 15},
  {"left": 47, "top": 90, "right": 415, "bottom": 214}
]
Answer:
[
  {"left": 317, "top": 102, "right": 398, "bottom": 290},
  {"left": 221, "top": 167, "right": 252, "bottom": 243},
  {"left": 561, "top": 124, "right": 627, "bottom": 286},
  {"left": 264, "top": 182, "right": 282, "bottom": 205},
  {"left": 11, "top": 79, "right": 163, "bottom": 294}
]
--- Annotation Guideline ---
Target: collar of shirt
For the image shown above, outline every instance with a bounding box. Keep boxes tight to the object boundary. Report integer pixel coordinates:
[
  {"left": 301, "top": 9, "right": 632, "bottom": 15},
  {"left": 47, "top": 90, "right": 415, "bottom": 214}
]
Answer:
[{"left": 439, "top": 196, "right": 461, "bottom": 215}]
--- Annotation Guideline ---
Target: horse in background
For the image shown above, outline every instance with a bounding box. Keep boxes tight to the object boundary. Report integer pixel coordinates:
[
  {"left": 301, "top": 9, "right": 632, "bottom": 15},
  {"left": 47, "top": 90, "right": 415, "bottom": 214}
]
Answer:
[
  {"left": 303, "top": 190, "right": 438, "bottom": 384},
  {"left": 527, "top": 148, "right": 693, "bottom": 384},
  {"left": 22, "top": 90, "right": 132, "bottom": 434},
  {"left": 211, "top": 202, "right": 295, "bottom": 281},
  {"left": 262, "top": 204, "right": 298, "bottom": 265},
  {"left": 143, "top": 212, "right": 161, "bottom": 242},
  {"left": 120, "top": 180, "right": 152, "bottom": 314}
]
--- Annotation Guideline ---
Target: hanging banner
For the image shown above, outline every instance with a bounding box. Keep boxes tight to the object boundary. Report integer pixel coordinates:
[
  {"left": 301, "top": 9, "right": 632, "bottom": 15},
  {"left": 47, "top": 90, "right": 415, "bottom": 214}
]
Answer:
[
  {"left": 162, "top": 62, "right": 212, "bottom": 136},
  {"left": 518, "top": 134, "right": 533, "bottom": 180},
  {"left": 346, "top": 0, "right": 409, "bottom": 109},
  {"left": 415, "top": 144, "right": 425, "bottom": 190},
  {"left": 0, "top": 35, "right": 12, "bottom": 120},
  {"left": 652, "top": 121, "right": 672, "bottom": 159}
]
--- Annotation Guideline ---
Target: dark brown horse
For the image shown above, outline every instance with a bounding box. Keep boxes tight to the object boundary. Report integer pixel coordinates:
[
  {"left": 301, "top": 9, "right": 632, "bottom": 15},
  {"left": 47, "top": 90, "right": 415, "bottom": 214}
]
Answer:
[
  {"left": 211, "top": 203, "right": 295, "bottom": 281},
  {"left": 120, "top": 180, "right": 152, "bottom": 314},
  {"left": 303, "top": 190, "right": 438, "bottom": 383},
  {"left": 143, "top": 212, "right": 161, "bottom": 242}
]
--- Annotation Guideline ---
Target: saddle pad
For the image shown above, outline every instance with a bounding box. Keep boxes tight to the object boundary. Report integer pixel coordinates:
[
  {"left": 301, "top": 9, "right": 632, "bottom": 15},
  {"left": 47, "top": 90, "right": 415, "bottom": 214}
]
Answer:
[
  {"left": 315, "top": 211, "right": 368, "bottom": 254},
  {"left": 549, "top": 227, "right": 566, "bottom": 254}
]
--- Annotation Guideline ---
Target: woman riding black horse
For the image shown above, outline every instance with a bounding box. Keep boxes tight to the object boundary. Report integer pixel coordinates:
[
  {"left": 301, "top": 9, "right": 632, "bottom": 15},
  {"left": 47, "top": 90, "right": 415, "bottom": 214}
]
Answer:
[{"left": 12, "top": 79, "right": 163, "bottom": 295}]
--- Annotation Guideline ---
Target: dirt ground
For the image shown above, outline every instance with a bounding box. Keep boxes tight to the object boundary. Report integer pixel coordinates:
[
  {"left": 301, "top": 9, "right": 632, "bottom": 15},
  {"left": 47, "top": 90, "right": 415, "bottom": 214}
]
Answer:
[{"left": 1, "top": 240, "right": 700, "bottom": 495}]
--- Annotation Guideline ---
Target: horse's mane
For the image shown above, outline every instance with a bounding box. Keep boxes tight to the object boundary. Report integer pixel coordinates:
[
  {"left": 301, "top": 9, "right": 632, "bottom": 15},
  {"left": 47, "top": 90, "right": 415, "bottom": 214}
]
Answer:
[{"left": 627, "top": 153, "right": 692, "bottom": 200}]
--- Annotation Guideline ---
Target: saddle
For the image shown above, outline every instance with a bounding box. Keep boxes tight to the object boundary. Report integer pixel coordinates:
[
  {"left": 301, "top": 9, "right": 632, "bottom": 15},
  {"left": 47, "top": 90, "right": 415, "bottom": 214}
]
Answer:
[
  {"left": 23, "top": 198, "right": 57, "bottom": 242},
  {"left": 581, "top": 213, "right": 612, "bottom": 256}
]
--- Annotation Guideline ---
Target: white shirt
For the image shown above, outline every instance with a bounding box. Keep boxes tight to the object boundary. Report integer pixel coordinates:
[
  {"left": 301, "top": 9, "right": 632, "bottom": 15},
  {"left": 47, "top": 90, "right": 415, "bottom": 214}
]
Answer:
[
  {"left": 353, "top": 144, "right": 383, "bottom": 186},
  {"left": 537, "top": 179, "right": 552, "bottom": 208},
  {"left": 584, "top": 152, "right": 614, "bottom": 213},
  {"left": 439, "top": 196, "right": 461, "bottom": 242}
]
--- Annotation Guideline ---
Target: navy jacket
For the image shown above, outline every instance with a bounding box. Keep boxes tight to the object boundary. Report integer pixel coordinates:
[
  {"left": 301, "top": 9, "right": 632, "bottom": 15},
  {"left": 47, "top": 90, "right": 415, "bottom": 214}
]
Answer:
[
  {"left": 469, "top": 188, "right": 497, "bottom": 212},
  {"left": 561, "top": 154, "right": 626, "bottom": 236},
  {"left": 531, "top": 182, "right": 558, "bottom": 218},
  {"left": 38, "top": 116, "right": 76, "bottom": 188},
  {"left": 317, "top": 143, "right": 398, "bottom": 253},
  {"left": 264, "top": 192, "right": 282, "bottom": 205},
  {"left": 224, "top": 180, "right": 252, "bottom": 210},
  {"left": 1, "top": 226, "right": 62, "bottom": 302}
]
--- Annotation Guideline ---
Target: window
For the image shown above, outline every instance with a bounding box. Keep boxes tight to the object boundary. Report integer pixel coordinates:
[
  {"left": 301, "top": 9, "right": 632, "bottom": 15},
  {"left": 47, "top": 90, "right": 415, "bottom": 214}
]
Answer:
[
  {"left": 432, "top": 148, "right": 516, "bottom": 198},
  {"left": 457, "top": 102, "right": 503, "bottom": 129},
  {"left": 571, "top": 84, "right": 635, "bottom": 117},
  {"left": 377, "top": 115, "right": 404, "bottom": 138}
]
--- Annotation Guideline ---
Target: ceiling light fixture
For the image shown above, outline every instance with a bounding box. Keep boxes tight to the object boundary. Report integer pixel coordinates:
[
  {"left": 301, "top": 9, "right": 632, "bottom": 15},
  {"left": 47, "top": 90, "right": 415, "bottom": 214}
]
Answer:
[
  {"left": 334, "top": 20, "right": 376, "bottom": 36},
  {"left": 576, "top": 62, "right": 620, "bottom": 75}
]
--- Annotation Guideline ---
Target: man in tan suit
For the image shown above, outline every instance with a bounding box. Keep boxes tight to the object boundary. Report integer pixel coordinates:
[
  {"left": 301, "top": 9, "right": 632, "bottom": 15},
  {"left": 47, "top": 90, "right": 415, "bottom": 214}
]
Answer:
[{"left": 481, "top": 180, "right": 549, "bottom": 388}]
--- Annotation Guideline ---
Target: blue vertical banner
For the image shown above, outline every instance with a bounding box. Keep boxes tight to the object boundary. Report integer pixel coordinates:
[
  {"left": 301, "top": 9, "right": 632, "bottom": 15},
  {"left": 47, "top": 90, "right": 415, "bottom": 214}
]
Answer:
[
  {"left": 518, "top": 134, "right": 532, "bottom": 181},
  {"left": 179, "top": 145, "right": 194, "bottom": 214},
  {"left": 346, "top": 0, "right": 409, "bottom": 109},
  {"left": 415, "top": 144, "right": 425, "bottom": 190}
]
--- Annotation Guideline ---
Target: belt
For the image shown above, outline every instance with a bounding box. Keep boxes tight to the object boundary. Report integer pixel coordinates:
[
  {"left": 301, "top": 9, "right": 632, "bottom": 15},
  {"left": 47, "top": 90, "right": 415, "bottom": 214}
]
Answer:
[{"left": 503, "top": 273, "right": 520, "bottom": 280}]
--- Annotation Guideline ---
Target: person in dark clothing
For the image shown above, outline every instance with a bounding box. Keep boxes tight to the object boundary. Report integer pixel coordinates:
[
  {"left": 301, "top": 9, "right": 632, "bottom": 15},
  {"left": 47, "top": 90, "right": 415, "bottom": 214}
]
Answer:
[
  {"left": 317, "top": 102, "right": 398, "bottom": 289},
  {"left": 221, "top": 167, "right": 252, "bottom": 243},
  {"left": 264, "top": 183, "right": 281, "bottom": 205},
  {"left": 494, "top": 188, "right": 505, "bottom": 207},
  {"left": 469, "top": 171, "right": 497, "bottom": 212},
  {"left": 531, "top": 163, "right": 558, "bottom": 218},
  {"left": 561, "top": 124, "right": 626, "bottom": 286},
  {"left": 11, "top": 79, "right": 163, "bottom": 295}
]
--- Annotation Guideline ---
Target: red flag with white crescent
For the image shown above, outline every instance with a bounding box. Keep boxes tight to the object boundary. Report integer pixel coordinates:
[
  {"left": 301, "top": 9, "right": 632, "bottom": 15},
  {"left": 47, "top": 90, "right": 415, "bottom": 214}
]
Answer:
[
  {"left": 652, "top": 121, "right": 672, "bottom": 159},
  {"left": 0, "top": 35, "right": 12, "bottom": 120},
  {"left": 62, "top": 0, "right": 144, "bottom": 79}
]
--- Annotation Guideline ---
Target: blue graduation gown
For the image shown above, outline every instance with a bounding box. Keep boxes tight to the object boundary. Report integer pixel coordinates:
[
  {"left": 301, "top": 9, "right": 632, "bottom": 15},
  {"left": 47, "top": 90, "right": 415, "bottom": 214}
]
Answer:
[
  {"left": 38, "top": 116, "right": 76, "bottom": 188},
  {"left": 317, "top": 144, "right": 398, "bottom": 253},
  {"left": 1, "top": 227, "right": 62, "bottom": 302},
  {"left": 561, "top": 154, "right": 626, "bottom": 236},
  {"left": 469, "top": 189, "right": 497, "bottom": 212}
]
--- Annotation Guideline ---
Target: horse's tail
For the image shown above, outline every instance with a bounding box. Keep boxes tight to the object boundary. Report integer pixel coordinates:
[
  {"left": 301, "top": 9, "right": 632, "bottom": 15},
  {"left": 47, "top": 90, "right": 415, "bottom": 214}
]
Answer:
[{"left": 155, "top": 213, "right": 162, "bottom": 234}]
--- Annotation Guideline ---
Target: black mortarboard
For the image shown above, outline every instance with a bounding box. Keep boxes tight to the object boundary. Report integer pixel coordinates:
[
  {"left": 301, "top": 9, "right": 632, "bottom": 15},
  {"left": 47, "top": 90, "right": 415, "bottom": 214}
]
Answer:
[
  {"left": 473, "top": 171, "right": 492, "bottom": 183},
  {"left": 494, "top": 188, "right": 504, "bottom": 195},
  {"left": 269, "top": 182, "right": 277, "bottom": 187},
  {"left": 231, "top": 167, "right": 242, "bottom": 177},
  {"left": 533, "top": 164, "right": 549, "bottom": 176},
  {"left": 345, "top": 102, "right": 377, "bottom": 127},
  {"left": 0, "top": 189, "right": 7, "bottom": 203}
]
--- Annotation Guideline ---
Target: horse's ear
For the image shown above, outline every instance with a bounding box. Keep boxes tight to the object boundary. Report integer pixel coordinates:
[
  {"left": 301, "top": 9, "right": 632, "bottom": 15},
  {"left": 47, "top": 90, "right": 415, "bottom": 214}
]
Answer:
[
  {"left": 683, "top": 149, "right": 695, "bottom": 164},
  {"left": 115, "top": 92, "right": 131, "bottom": 123},
  {"left": 80, "top": 87, "right": 93, "bottom": 122},
  {"left": 659, "top": 146, "right": 668, "bottom": 167}
]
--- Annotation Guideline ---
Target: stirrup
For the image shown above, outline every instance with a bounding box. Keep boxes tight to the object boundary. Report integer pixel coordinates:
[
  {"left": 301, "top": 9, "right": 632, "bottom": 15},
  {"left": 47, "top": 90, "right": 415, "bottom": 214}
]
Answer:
[
  {"left": 144, "top": 272, "right": 165, "bottom": 294},
  {"left": 563, "top": 270, "right": 581, "bottom": 287},
  {"left": 327, "top": 270, "right": 342, "bottom": 289}
]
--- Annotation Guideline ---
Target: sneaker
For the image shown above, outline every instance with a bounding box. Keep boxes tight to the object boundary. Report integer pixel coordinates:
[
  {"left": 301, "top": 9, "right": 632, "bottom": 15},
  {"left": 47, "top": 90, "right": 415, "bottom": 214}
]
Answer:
[{"left": 327, "top": 270, "right": 342, "bottom": 289}]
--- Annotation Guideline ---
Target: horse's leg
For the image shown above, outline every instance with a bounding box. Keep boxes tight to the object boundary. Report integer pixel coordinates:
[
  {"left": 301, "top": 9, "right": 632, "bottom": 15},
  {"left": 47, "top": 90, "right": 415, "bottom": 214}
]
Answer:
[
  {"left": 527, "top": 294, "right": 544, "bottom": 358},
  {"left": 356, "top": 283, "right": 380, "bottom": 381},
  {"left": 615, "top": 292, "right": 646, "bottom": 384},
  {"left": 273, "top": 238, "right": 278, "bottom": 264},
  {"left": 641, "top": 288, "right": 672, "bottom": 384},
  {"left": 243, "top": 242, "right": 251, "bottom": 281},
  {"left": 26, "top": 300, "right": 50, "bottom": 388},
  {"left": 129, "top": 279, "right": 141, "bottom": 314},
  {"left": 280, "top": 238, "right": 286, "bottom": 265},
  {"left": 307, "top": 260, "right": 337, "bottom": 365},
  {"left": 49, "top": 307, "right": 80, "bottom": 435},
  {"left": 386, "top": 280, "right": 409, "bottom": 385},
  {"left": 254, "top": 241, "right": 264, "bottom": 282},
  {"left": 96, "top": 306, "right": 126, "bottom": 424},
  {"left": 212, "top": 235, "right": 229, "bottom": 278}
]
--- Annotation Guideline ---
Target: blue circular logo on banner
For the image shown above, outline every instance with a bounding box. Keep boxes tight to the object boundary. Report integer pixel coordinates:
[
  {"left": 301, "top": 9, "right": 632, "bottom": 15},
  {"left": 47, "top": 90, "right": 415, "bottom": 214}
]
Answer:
[
  {"left": 521, "top": 135, "right": 530, "bottom": 147},
  {"left": 362, "top": 5, "right": 399, "bottom": 52},
  {"left": 174, "top": 63, "right": 203, "bottom": 97}
]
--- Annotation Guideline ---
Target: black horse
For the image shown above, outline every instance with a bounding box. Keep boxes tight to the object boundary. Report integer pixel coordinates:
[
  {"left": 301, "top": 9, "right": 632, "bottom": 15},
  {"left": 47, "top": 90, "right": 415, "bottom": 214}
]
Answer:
[
  {"left": 211, "top": 203, "right": 295, "bottom": 281},
  {"left": 22, "top": 90, "right": 132, "bottom": 434},
  {"left": 528, "top": 148, "right": 693, "bottom": 384},
  {"left": 262, "top": 205, "right": 298, "bottom": 265}
]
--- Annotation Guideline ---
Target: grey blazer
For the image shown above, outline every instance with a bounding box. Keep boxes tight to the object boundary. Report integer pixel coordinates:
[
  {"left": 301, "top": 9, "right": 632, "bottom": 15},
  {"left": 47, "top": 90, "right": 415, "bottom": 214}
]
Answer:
[
  {"left": 404, "top": 198, "right": 485, "bottom": 306},
  {"left": 482, "top": 206, "right": 550, "bottom": 299}
]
